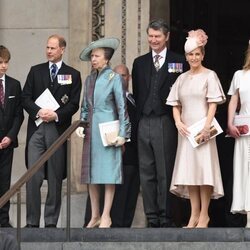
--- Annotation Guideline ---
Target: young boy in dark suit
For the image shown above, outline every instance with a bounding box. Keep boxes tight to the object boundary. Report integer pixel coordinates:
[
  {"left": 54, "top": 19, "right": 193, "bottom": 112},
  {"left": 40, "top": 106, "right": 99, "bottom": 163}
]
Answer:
[{"left": 0, "top": 45, "right": 24, "bottom": 227}]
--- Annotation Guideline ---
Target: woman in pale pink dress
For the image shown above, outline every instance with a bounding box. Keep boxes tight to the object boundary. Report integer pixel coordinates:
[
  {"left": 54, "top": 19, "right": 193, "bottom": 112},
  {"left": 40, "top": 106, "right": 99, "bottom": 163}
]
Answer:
[{"left": 166, "top": 29, "right": 225, "bottom": 228}]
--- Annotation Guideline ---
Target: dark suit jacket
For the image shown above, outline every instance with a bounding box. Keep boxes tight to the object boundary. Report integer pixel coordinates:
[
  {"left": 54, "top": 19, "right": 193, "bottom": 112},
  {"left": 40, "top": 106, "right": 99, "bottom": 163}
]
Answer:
[
  {"left": 123, "top": 94, "right": 138, "bottom": 166},
  {"left": 22, "top": 61, "right": 82, "bottom": 166},
  {"left": 0, "top": 75, "right": 24, "bottom": 148},
  {"left": 132, "top": 50, "right": 188, "bottom": 121}
]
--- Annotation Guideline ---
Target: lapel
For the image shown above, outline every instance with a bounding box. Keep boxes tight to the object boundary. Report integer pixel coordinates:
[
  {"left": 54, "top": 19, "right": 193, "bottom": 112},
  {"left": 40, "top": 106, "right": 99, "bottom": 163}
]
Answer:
[
  {"left": 144, "top": 53, "right": 153, "bottom": 89},
  {"left": 127, "top": 93, "right": 136, "bottom": 107},
  {"left": 52, "top": 62, "right": 66, "bottom": 94},
  {"left": 42, "top": 62, "right": 51, "bottom": 90},
  {"left": 87, "top": 69, "right": 98, "bottom": 107},
  {"left": 4, "top": 76, "right": 10, "bottom": 106},
  {"left": 93, "top": 67, "right": 113, "bottom": 108},
  {"left": 158, "top": 50, "right": 169, "bottom": 89},
  {"left": 0, "top": 75, "right": 11, "bottom": 112}
]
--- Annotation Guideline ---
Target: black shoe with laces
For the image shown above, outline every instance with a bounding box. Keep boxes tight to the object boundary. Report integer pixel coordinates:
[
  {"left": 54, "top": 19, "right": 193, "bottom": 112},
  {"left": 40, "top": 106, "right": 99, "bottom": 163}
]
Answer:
[
  {"left": 0, "top": 222, "right": 13, "bottom": 228},
  {"left": 45, "top": 224, "right": 56, "bottom": 228},
  {"left": 25, "top": 224, "right": 39, "bottom": 228}
]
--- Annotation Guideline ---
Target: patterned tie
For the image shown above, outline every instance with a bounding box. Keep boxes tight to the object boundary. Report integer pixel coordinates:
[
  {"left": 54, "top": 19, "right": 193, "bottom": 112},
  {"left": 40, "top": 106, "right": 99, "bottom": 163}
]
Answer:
[
  {"left": 154, "top": 54, "right": 161, "bottom": 71},
  {"left": 0, "top": 79, "right": 4, "bottom": 107},
  {"left": 50, "top": 64, "right": 57, "bottom": 81},
  {"left": 127, "top": 93, "right": 136, "bottom": 107}
]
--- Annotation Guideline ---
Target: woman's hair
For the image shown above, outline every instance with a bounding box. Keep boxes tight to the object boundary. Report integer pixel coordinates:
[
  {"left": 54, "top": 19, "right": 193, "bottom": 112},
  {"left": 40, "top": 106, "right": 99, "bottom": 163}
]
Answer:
[
  {"left": 103, "top": 47, "right": 115, "bottom": 61},
  {"left": 199, "top": 46, "right": 205, "bottom": 55},
  {"left": 185, "top": 46, "right": 205, "bottom": 56},
  {"left": 243, "top": 45, "right": 250, "bottom": 70}
]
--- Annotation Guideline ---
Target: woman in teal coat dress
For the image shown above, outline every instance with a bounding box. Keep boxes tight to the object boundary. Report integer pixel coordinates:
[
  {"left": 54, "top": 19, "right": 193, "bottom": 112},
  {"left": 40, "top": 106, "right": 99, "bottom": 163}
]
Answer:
[{"left": 77, "top": 38, "right": 130, "bottom": 228}]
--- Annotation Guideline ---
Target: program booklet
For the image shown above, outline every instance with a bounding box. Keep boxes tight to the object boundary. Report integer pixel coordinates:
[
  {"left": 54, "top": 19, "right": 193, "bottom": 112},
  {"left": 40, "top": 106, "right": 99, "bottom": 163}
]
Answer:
[
  {"left": 187, "top": 117, "right": 223, "bottom": 148},
  {"left": 34, "top": 88, "right": 60, "bottom": 126},
  {"left": 99, "top": 120, "right": 119, "bottom": 147}
]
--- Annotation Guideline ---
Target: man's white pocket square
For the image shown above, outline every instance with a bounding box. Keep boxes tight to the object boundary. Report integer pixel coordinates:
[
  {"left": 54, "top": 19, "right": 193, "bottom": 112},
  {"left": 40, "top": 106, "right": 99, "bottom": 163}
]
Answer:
[{"left": 8, "top": 96, "right": 15, "bottom": 98}]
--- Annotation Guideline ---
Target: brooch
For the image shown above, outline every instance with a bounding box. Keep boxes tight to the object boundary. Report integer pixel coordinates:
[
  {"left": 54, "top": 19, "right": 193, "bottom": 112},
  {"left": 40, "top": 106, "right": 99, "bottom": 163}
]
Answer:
[
  {"left": 61, "top": 94, "right": 69, "bottom": 104},
  {"left": 109, "top": 72, "right": 115, "bottom": 81}
]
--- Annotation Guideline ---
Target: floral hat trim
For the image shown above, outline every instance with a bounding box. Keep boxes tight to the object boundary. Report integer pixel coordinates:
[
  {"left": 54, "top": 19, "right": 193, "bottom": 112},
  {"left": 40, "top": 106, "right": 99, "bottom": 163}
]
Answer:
[{"left": 184, "top": 29, "right": 208, "bottom": 53}]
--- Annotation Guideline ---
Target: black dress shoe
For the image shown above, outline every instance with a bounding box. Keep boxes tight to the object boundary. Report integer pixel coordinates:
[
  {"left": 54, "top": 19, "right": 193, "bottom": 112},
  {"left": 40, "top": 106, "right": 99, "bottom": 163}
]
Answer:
[
  {"left": 1, "top": 222, "right": 13, "bottom": 228},
  {"left": 160, "top": 221, "right": 177, "bottom": 228},
  {"left": 147, "top": 221, "right": 160, "bottom": 228},
  {"left": 45, "top": 224, "right": 56, "bottom": 228},
  {"left": 25, "top": 224, "right": 39, "bottom": 228}
]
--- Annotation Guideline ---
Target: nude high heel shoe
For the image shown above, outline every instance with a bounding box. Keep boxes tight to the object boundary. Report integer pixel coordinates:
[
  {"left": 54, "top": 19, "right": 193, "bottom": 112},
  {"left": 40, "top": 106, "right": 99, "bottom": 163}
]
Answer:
[
  {"left": 183, "top": 217, "right": 199, "bottom": 228},
  {"left": 86, "top": 218, "right": 101, "bottom": 228},
  {"left": 196, "top": 216, "right": 210, "bottom": 228},
  {"left": 99, "top": 218, "right": 112, "bottom": 228}
]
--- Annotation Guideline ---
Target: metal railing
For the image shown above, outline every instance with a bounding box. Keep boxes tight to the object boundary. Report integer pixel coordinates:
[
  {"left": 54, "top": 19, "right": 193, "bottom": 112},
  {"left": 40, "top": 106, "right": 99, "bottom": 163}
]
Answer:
[{"left": 0, "top": 120, "right": 88, "bottom": 248}]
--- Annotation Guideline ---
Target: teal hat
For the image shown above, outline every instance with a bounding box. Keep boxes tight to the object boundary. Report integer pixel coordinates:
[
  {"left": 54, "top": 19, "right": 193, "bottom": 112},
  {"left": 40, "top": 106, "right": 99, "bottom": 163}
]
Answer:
[{"left": 79, "top": 37, "right": 120, "bottom": 61}]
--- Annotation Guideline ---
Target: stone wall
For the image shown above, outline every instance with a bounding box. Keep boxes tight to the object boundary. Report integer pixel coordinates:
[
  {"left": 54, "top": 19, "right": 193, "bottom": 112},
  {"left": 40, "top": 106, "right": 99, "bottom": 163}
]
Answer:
[{"left": 0, "top": 0, "right": 149, "bottom": 227}]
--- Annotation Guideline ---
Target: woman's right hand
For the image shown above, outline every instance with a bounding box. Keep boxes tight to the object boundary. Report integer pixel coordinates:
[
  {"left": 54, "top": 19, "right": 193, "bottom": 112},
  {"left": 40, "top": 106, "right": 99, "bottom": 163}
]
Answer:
[
  {"left": 175, "top": 121, "right": 189, "bottom": 137},
  {"left": 75, "top": 127, "right": 85, "bottom": 138},
  {"left": 227, "top": 124, "right": 240, "bottom": 138}
]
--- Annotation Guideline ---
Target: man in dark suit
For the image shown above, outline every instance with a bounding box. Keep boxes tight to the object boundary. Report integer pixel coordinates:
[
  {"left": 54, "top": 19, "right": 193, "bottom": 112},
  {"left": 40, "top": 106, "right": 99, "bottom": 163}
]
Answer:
[
  {"left": 22, "top": 34, "right": 82, "bottom": 228},
  {"left": 0, "top": 45, "right": 24, "bottom": 228},
  {"left": 132, "top": 19, "right": 187, "bottom": 227},
  {"left": 84, "top": 64, "right": 140, "bottom": 227},
  {"left": 110, "top": 64, "right": 140, "bottom": 227}
]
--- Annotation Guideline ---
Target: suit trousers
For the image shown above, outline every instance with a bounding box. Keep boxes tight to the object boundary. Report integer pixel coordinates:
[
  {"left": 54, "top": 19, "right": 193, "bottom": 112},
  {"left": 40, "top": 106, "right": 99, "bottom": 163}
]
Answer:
[
  {"left": 111, "top": 164, "right": 140, "bottom": 227},
  {"left": 26, "top": 122, "right": 65, "bottom": 226},
  {"left": 0, "top": 147, "right": 13, "bottom": 224},
  {"left": 138, "top": 114, "right": 177, "bottom": 226}
]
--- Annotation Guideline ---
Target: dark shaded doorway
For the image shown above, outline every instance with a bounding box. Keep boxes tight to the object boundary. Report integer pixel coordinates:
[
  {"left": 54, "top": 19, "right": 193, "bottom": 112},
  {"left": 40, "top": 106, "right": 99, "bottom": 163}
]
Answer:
[
  {"left": 169, "top": 0, "right": 250, "bottom": 90},
  {"left": 168, "top": 0, "right": 250, "bottom": 227}
]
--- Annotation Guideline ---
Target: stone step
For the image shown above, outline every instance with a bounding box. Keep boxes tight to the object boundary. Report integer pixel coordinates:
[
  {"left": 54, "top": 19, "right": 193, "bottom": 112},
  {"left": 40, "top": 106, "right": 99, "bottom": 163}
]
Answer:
[
  {"left": 1, "top": 228, "right": 250, "bottom": 250},
  {"left": 20, "top": 242, "right": 250, "bottom": 250},
  {"left": 8, "top": 191, "right": 146, "bottom": 228}
]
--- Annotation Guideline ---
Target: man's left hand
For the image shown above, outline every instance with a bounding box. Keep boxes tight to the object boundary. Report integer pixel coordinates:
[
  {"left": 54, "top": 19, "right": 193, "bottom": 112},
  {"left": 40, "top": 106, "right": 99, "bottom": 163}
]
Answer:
[
  {"left": 0, "top": 137, "right": 12, "bottom": 149},
  {"left": 40, "top": 109, "right": 57, "bottom": 123}
]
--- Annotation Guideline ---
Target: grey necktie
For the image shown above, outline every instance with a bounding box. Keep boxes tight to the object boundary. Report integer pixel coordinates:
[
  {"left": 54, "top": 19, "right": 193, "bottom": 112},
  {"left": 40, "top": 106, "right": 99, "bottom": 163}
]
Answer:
[{"left": 154, "top": 55, "right": 161, "bottom": 71}]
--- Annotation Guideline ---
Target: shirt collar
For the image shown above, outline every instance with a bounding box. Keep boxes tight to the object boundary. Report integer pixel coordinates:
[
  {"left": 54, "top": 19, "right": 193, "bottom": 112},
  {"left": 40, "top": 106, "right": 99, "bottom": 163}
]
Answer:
[
  {"left": 0, "top": 75, "right": 5, "bottom": 81},
  {"left": 0, "top": 75, "right": 6, "bottom": 91},
  {"left": 152, "top": 47, "right": 167, "bottom": 59},
  {"left": 49, "top": 61, "right": 62, "bottom": 70}
]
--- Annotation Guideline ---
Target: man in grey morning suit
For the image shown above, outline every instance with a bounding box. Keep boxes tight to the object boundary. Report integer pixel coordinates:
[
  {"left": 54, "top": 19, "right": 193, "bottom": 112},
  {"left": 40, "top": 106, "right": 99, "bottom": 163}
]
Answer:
[
  {"left": 22, "top": 35, "right": 82, "bottom": 228},
  {"left": 132, "top": 19, "right": 187, "bottom": 227}
]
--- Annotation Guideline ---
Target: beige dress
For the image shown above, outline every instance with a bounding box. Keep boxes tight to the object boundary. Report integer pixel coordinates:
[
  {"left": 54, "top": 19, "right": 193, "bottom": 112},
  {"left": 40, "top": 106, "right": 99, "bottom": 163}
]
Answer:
[{"left": 166, "top": 69, "right": 225, "bottom": 199}]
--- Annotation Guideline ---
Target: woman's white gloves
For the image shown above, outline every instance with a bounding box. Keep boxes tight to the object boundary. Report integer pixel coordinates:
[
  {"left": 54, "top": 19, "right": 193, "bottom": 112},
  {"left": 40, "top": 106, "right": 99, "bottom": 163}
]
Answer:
[
  {"left": 75, "top": 127, "right": 85, "bottom": 138},
  {"left": 112, "top": 136, "right": 126, "bottom": 147},
  {"left": 107, "top": 136, "right": 126, "bottom": 147},
  {"left": 76, "top": 127, "right": 125, "bottom": 146}
]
